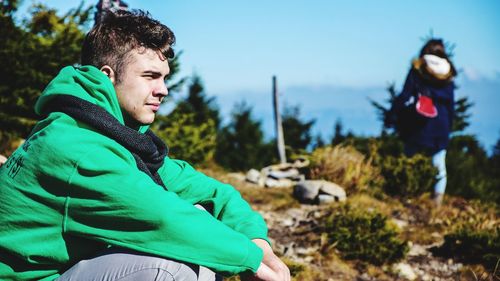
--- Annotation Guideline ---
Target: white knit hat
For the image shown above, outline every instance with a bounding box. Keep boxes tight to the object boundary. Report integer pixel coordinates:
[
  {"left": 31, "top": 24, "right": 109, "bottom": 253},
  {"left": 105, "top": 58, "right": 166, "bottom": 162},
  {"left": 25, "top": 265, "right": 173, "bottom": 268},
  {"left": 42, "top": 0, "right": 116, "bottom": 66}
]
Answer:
[{"left": 423, "top": 54, "right": 451, "bottom": 76}]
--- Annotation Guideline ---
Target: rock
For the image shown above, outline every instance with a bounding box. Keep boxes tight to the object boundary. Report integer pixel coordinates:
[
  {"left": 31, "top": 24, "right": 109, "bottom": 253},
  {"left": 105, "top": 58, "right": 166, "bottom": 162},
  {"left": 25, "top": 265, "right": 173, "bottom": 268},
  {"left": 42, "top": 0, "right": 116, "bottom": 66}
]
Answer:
[
  {"left": 245, "top": 160, "right": 310, "bottom": 188},
  {"left": 294, "top": 181, "right": 321, "bottom": 202},
  {"left": 281, "top": 218, "right": 294, "bottom": 227},
  {"left": 391, "top": 218, "right": 409, "bottom": 229},
  {"left": 318, "top": 194, "right": 335, "bottom": 204},
  {"left": 267, "top": 168, "right": 300, "bottom": 179},
  {"left": 421, "top": 274, "right": 432, "bottom": 281},
  {"left": 450, "top": 262, "right": 463, "bottom": 271},
  {"left": 245, "top": 168, "right": 261, "bottom": 184},
  {"left": 317, "top": 181, "right": 347, "bottom": 201},
  {"left": 408, "top": 243, "right": 427, "bottom": 256},
  {"left": 293, "top": 180, "right": 347, "bottom": 204},
  {"left": 304, "top": 256, "right": 314, "bottom": 263},
  {"left": 265, "top": 177, "right": 294, "bottom": 188},
  {"left": 394, "top": 263, "right": 417, "bottom": 280}
]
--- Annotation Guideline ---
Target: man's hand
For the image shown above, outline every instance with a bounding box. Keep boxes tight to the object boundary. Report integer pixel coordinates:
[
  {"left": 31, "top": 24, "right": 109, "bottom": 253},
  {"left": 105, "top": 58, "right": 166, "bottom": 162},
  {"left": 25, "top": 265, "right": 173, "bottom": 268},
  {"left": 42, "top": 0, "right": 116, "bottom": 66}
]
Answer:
[
  {"left": 0, "top": 154, "right": 7, "bottom": 167},
  {"left": 242, "top": 239, "right": 290, "bottom": 281}
]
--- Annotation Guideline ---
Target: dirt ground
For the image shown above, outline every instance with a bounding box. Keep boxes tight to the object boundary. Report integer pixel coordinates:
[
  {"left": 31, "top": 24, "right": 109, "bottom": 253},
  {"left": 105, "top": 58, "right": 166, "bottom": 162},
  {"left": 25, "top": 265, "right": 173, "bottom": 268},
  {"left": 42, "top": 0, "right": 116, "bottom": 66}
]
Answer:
[{"left": 204, "top": 170, "right": 499, "bottom": 281}]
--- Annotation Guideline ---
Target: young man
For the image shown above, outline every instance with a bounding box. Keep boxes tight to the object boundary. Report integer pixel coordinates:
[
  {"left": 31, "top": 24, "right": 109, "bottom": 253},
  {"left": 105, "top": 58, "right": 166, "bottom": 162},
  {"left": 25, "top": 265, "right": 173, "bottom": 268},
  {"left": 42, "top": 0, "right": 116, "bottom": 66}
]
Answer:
[{"left": 0, "top": 10, "right": 290, "bottom": 281}]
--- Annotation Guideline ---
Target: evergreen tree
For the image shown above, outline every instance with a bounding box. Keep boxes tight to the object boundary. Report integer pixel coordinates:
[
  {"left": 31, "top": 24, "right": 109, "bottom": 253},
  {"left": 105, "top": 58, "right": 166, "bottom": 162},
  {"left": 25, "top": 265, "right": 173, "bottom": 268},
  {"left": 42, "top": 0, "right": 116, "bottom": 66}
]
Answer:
[
  {"left": 281, "top": 105, "right": 315, "bottom": 154},
  {"left": 369, "top": 82, "right": 398, "bottom": 134},
  {"left": 151, "top": 114, "right": 216, "bottom": 165},
  {"left": 493, "top": 134, "right": 500, "bottom": 159},
  {"left": 169, "top": 75, "right": 220, "bottom": 128},
  {"left": 0, "top": 0, "right": 20, "bottom": 16},
  {"left": 0, "top": 2, "right": 92, "bottom": 153},
  {"left": 311, "top": 134, "right": 325, "bottom": 150},
  {"left": 164, "top": 50, "right": 185, "bottom": 94},
  {"left": 331, "top": 119, "right": 347, "bottom": 146},
  {"left": 0, "top": 1, "right": 183, "bottom": 155},
  {"left": 215, "top": 102, "right": 275, "bottom": 171},
  {"left": 155, "top": 75, "right": 219, "bottom": 164},
  {"left": 452, "top": 96, "right": 473, "bottom": 133},
  {"left": 446, "top": 135, "right": 499, "bottom": 203}
]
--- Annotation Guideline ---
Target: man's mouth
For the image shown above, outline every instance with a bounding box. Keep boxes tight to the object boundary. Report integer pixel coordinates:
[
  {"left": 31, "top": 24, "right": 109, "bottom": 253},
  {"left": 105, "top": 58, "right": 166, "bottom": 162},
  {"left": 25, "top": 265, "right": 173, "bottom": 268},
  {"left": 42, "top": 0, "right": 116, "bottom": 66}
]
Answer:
[{"left": 146, "top": 103, "right": 161, "bottom": 112}]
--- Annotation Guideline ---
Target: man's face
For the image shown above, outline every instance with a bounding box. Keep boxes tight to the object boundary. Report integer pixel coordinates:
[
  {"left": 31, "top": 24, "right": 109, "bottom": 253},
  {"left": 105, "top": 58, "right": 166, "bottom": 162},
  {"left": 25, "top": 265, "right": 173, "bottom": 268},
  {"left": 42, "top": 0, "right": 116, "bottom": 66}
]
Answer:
[{"left": 113, "top": 48, "right": 170, "bottom": 128}]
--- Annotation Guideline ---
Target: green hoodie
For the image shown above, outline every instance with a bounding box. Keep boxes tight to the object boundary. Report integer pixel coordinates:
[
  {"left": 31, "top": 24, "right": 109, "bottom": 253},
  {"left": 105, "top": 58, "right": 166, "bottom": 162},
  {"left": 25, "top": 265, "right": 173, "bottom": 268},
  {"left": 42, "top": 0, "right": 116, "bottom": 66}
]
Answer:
[{"left": 0, "top": 66, "right": 267, "bottom": 280}]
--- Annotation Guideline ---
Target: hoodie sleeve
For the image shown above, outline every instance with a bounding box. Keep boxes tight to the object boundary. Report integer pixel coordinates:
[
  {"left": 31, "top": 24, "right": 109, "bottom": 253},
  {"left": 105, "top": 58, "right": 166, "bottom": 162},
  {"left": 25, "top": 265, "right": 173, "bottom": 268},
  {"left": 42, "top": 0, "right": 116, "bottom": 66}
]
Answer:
[
  {"left": 392, "top": 70, "right": 417, "bottom": 114},
  {"left": 63, "top": 145, "right": 263, "bottom": 276},
  {"left": 158, "top": 158, "right": 269, "bottom": 243}
]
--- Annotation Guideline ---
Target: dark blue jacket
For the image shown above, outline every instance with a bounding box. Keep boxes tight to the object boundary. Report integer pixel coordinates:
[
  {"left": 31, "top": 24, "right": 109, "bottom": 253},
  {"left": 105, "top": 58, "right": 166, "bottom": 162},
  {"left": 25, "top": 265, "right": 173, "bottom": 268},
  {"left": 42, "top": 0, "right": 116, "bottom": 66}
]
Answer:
[{"left": 392, "top": 68, "right": 455, "bottom": 153}]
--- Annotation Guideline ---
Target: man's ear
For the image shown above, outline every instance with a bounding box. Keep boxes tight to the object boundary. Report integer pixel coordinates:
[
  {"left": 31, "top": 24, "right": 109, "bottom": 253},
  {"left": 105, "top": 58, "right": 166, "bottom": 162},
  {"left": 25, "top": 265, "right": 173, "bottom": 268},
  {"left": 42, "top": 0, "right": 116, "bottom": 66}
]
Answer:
[{"left": 100, "top": 65, "right": 116, "bottom": 85}]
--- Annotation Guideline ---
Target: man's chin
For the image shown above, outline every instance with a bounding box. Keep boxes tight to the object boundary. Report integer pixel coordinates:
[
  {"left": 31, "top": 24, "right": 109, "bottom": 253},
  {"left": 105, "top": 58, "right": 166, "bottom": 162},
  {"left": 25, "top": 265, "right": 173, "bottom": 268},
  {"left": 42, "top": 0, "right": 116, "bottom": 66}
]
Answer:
[{"left": 125, "top": 116, "right": 155, "bottom": 129}]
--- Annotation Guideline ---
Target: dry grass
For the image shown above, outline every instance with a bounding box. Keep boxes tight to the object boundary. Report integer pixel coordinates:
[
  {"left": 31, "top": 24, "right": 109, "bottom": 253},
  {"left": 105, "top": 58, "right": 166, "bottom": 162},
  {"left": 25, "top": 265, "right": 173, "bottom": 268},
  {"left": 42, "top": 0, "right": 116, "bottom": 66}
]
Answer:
[
  {"left": 347, "top": 193, "right": 404, "bottom": 217},
  {"left": 431, "top": 197, "right": 499, "bottom": 233},
  {"left": 309, "top": 145, "right": 382, "bottom": 193}
]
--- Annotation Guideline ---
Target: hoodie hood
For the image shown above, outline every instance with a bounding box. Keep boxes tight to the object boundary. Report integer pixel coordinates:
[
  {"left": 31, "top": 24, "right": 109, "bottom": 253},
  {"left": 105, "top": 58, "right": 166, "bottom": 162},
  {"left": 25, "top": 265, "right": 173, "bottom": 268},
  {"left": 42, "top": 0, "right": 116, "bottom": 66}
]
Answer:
[{"left": 35, "top": 65, "right": 149, "bottom": 132}]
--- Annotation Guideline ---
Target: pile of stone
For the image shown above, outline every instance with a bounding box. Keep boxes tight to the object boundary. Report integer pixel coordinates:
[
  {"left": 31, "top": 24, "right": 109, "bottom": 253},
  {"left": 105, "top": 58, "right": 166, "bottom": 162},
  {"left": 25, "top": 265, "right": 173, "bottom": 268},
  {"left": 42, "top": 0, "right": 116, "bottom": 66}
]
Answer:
[
  {"left": 245, "top": 157, "right": 309, "bottom": 188},
  {"left": 245, "top": 158, "right": 347, "bottom": 205}
]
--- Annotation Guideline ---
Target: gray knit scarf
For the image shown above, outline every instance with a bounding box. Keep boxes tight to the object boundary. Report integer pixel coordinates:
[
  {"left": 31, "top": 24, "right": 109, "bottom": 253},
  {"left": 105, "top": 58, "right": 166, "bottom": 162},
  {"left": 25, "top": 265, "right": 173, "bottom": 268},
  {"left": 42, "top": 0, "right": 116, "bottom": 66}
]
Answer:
[{"left": 42, "top": 95, "right": 167, "bottom": 189}]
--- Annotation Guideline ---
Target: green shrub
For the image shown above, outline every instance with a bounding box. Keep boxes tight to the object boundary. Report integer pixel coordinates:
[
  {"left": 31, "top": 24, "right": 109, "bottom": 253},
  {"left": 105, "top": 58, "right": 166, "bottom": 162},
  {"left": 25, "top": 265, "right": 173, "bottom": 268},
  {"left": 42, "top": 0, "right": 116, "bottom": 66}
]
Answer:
[
  {"left": 323, "top": 204, "right": 408, "bottom": 265},
  {"left": 309, "top": 145, "right": 382, "bottom": 193},
  {"left": 380, "top": 154, "right": 437, "bottom": 197},
  {"left": 447, "top": 135, "right": 500, "bottom": 204},
  {"left": 433, "top": 225, "right": 500, "bottom": 269},
  {"left": 151, "top": 113, "right": 216, "bottom": 165}
]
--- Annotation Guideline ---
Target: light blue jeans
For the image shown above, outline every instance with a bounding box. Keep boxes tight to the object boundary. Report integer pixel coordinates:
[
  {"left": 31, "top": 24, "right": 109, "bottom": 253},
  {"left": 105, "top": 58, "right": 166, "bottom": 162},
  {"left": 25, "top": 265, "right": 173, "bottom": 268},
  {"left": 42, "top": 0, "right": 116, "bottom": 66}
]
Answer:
[
  {"left": 56, "top": 205, "right": 222, "bottom": 281},
  {"left": 404, "top": 145, "right": 447, "bottom": 195},
  {"left": 431, "top": 149, "right": 447, "bottom": 194},
  {"left": 56, "top": 248, "right": 220, "bottom": 281}
]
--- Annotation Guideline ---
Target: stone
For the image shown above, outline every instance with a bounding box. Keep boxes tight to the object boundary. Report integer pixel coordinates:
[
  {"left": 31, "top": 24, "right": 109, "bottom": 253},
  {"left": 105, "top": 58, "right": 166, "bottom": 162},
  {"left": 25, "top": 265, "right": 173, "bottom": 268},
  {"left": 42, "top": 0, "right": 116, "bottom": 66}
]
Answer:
[
  {"left": 318, "top": 181, "right": 347, "bottom": 201},
  {"left": 421, "top": 274, "right": 432, "bottom": 281},
  {"left": 294, "top": 181, "right": 320, "bottom": 202},
  {"left": 293, "top": 180, "right": 347, "bottom": 203},
  {"left": 408, "top": 243, "right": 427, "bottom": 256},
  {"left": 265, "top": 177, "right": 294, "bottom": 188},
  {"left": 394, "top": 263, "right": 417, "bottom": 280},
  {"left": 281, "top": 218, "right": 294, "bottom": 227},
  {"left": 318, "top": 194, "right": 335, "bottom": 204},
  {"left": 245, "top": 169, "right": 261, "bottom": 184},
  {"left": 392, "top": 218, "right": 409, "bottom": 229},
  {"left": 267, "top": 168, "right": 299, "bottom": 179}
]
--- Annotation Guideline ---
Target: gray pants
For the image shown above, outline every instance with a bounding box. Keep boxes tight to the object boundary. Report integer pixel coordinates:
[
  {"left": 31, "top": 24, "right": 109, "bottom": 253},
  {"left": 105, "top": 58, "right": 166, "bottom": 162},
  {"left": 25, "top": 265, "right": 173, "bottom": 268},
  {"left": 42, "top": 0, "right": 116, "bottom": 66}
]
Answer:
[{"left": 56, "top": 248, "right": 221, "bottom": 281}]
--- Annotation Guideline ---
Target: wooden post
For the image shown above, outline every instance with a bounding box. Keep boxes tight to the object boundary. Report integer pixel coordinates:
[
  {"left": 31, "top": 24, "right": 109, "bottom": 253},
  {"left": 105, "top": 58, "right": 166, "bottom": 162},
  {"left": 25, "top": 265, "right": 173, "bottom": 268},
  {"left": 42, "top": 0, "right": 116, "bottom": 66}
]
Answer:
[{"left": 272, "top": 76, "right": 286, "bottom": 164}]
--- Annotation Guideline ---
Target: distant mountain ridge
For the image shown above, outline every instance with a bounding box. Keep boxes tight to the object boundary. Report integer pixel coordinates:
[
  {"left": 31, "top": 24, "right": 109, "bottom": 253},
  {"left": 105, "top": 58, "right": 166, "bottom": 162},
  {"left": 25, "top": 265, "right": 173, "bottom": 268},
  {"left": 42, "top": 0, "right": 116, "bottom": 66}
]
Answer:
[{"left": 215, "top": 74, "right": 500, "bottom": 153}]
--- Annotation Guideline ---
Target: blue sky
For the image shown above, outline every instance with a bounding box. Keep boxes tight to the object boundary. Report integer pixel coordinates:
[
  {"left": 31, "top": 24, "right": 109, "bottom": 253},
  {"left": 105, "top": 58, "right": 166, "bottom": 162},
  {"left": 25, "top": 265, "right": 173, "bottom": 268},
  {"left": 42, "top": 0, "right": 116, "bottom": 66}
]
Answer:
[{"left": 19, "top": 0, "right": 500, "bottom": 151}]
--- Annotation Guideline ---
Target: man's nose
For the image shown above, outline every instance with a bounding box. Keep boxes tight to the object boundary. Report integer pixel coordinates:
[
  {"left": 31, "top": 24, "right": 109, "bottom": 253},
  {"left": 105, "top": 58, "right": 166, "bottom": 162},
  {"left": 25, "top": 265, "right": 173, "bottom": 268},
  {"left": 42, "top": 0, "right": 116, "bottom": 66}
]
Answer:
[{"left": 154, "top": 81, "right": 168, "bottom": 98}]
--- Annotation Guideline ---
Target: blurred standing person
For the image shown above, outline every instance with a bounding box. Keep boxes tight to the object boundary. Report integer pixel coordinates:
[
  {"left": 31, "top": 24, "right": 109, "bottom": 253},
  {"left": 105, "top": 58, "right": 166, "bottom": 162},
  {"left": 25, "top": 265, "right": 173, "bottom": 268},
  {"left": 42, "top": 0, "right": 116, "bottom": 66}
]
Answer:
[{"left": 391, "top": 38, "right": 457, "bottom": 206}]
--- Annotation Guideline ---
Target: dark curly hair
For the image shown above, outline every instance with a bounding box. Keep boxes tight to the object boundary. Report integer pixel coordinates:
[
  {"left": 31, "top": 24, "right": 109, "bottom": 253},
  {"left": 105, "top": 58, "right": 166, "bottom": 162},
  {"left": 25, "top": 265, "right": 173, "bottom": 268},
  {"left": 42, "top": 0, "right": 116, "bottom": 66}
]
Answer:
[
  {"left": 81, "top": 10, "right": 175, "bottom": 82},
  {"left": 419, "top": 38, "right": 457, "bottom": 78},
  {"left": 419, "top": 39, "right": 447, "bottom": 59}
]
